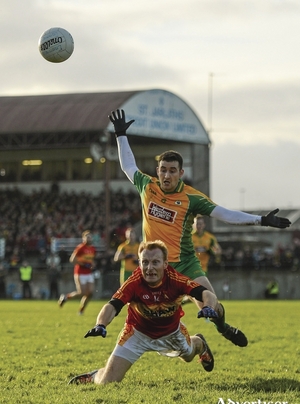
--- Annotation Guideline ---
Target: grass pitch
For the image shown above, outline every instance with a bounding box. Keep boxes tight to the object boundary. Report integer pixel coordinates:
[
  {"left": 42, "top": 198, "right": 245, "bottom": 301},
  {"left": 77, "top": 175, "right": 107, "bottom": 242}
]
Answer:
[{"left": 1, "top": 300, "right": 299, "bottom": 404}]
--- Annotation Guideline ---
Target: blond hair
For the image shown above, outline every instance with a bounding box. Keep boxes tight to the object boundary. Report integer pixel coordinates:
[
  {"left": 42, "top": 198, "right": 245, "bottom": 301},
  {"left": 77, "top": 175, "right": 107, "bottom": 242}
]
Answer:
[{"left": 138, "top": 240, "right": 168, "bottom": 261}]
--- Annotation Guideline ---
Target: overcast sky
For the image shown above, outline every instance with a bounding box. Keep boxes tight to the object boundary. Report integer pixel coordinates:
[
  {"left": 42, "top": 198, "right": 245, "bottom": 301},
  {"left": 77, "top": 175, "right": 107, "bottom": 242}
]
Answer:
[{"left": 1, "top": 0, "right": 300, "bottom": 211}]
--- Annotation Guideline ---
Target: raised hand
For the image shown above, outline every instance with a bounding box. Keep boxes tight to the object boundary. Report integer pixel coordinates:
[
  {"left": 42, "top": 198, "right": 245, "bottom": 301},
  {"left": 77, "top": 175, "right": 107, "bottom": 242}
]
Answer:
[{"left": 109, "top": 109, "right": 135, "bottom": 137}]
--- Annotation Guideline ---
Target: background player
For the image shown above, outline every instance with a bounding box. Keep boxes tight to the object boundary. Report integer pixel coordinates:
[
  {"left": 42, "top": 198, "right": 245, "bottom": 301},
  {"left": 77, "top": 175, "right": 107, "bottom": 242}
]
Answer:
[
  {"left": 114, "top": 227, "right": 139, "bottom": 285},
  {"left": 192, "top": 216, "right": 222, "bottom": 274},
  {"left": 58, "top": 230, "right": 96, "bottom": 315}
]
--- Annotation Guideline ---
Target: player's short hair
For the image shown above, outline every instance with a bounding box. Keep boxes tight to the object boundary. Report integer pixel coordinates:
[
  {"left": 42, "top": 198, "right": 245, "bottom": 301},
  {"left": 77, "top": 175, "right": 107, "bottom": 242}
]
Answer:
[
  {"left": 138, "top": 240, "right": 168, "bottom": 261},
  {"left": 196, "top": 216, "right": 205, "bottom": 223},
  {"left": 158, "top": 150, "right": 183, "bottom": 170},
  {"left": 82, "top": 230, "right": 91, "bottom": 238}
]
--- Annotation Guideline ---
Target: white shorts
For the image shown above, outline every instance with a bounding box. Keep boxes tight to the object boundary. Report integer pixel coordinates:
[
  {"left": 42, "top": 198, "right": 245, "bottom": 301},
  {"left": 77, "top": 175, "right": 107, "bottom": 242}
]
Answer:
[
  {"left": 77, "top": 274, "right": 94, "bottom": 285},
  {"left": 112, "top": 323, "right": 192, "bottom": 364}
]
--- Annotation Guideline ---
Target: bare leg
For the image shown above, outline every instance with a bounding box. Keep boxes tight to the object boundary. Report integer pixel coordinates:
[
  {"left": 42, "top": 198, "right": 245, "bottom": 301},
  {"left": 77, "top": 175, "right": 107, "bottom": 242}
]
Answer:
[
  {"left": 94, "top": 354, "right": 132, "bottom": 384},
  {"left": 78, "top": 282, "right": 94, "bottom": 313},
  {"left": 66, "top": 274, "right": 83, "bottom": 299},
  {"left": 179, "top": 335, "right": 204, "bottom": 363}
]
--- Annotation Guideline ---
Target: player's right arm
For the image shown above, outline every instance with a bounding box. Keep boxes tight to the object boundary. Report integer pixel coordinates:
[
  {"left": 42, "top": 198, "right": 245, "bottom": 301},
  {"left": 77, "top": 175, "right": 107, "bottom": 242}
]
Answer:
[
  {"left": 116, "top": 136, "right": 138, "bottom": 183},
  {"left": 114, "top": 244, "right": 125, "bottom": 262},
  {"left": 69, "top": 245, "right": 80, "bottom": 263}
]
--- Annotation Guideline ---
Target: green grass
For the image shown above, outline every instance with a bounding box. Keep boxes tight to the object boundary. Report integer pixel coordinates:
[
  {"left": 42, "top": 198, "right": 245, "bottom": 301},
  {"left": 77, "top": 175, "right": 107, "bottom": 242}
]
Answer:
[{"left": 1, "top": 300, "right": 299, "bottom": 404}]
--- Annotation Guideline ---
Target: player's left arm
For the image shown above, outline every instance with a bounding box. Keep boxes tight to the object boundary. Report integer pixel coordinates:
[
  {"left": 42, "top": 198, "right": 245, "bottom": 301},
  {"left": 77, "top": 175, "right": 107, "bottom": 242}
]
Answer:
[
  {"left": 210, "top": 206, "right": 291, "bottom": 228},
  {"left": 190, "top": 286, "right": 218, "bottom": 310},
  {"left": 210, "top": 236, "right": 222, "bottom": 256},
  {"left": 189, "top": 286, "right": 219, "bottom": 318}
]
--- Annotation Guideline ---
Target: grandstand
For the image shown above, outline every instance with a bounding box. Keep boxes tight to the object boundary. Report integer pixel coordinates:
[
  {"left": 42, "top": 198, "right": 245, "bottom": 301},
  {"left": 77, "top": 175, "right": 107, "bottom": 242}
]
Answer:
[
  {"left": 0, "top": 89, "right": 299, "bottom": 299},
  {"left": 0, "top": 89, "right": 211, "bottom": 297}
]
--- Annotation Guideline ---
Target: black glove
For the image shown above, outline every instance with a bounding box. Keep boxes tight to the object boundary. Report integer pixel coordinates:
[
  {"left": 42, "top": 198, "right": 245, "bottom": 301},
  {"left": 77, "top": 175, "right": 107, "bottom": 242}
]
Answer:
[
  {"left": 261, "top": 209, "right": 291, "bottom": 229},
  {"left": 109, "top": 109, "right": 135, "bottom": 137},
  {"left": 84, "top": 324, "right": 107, "bottom": 338},
  {"left": 197, "top": 306, "right": 218, "bottom": 319}
]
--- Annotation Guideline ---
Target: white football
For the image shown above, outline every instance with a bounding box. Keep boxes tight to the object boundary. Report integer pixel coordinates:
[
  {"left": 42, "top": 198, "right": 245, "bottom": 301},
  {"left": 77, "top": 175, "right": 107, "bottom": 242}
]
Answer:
[{"left": 38, "top": 27, "right": 74, "bottom": 63}]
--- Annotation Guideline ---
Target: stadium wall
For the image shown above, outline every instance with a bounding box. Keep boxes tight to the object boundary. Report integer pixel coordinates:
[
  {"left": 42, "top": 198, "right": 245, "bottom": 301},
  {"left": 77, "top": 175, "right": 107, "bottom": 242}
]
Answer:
[
  {"left": 4, "top": 267, "right": 300, "bottom": 300},
  {"left": 0, "top": 179, "right": 135, "bottom": 195}
]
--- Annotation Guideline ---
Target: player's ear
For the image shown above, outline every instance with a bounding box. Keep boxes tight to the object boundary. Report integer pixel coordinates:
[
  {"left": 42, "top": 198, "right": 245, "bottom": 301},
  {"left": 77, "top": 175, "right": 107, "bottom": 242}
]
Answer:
[{"left": 179, "top": 169, "right": 184, "bottom": 178}]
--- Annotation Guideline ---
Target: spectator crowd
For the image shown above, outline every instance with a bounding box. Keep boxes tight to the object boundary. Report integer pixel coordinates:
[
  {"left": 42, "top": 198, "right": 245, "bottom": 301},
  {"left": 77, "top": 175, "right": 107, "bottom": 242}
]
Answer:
[
  {"left": 0, "top": 187, "right": 299, "bottom": 281},
  {"left": 0, "top": 187, "right": 141, "bottom": 269}
]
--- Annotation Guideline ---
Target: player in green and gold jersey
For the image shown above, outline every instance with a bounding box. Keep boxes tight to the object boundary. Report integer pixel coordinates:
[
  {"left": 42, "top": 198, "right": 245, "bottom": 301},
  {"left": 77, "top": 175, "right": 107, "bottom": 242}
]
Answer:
[{"left": 109, "top": 109, "right": 291, "bottom": 348}]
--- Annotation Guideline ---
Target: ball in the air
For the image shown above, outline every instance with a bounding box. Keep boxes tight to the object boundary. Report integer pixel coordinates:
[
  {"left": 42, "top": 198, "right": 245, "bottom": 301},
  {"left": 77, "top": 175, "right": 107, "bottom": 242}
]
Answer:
[{"left": 38, "top": 27, "right": 74, "bottom": 63}]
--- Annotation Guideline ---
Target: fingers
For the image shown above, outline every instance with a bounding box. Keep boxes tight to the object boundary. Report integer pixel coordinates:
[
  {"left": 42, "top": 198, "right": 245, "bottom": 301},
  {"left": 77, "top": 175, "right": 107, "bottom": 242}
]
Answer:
[{"left": 109, "top": 109, "right": 124, "bottom": 122}]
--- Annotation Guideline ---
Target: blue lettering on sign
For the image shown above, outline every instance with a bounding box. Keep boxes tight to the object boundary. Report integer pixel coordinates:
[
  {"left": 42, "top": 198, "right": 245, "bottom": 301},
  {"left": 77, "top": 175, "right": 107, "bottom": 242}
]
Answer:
[
  {"left": 138, "top": 104, "right": 148, "bottom": 115},
  {"left": 133, "top": 117, "right": 147, "bottom": 127},
  {"left": 150, "top": 120, "right": 170, "bottom": 130},
  {"left": 152, "top": 107, "right": 184, "bottom": 120},
  {"left": 173, "top": 123, "right": 196, "bottom": 134}
]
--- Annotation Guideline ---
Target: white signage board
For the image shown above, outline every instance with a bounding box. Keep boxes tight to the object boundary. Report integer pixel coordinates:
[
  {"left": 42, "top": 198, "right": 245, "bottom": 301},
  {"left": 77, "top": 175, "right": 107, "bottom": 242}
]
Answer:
[{"left": 107, "top": 89, "right": 209, "bottom": 145}]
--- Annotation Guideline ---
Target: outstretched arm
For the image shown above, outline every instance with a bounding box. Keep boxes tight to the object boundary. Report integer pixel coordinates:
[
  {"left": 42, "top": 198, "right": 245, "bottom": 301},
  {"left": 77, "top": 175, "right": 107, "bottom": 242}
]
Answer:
[
  {"left": 210, "top": 206, "right": 291, "bottom": 228},
  {"left": 210, "top": 206, "right": 261, "bottom": 225},
  {"left": 84, "top": 300, "right": 124, "bottom": 338},
  {"left": 95, "top": 302, "right": 117, "bottom": 327}
]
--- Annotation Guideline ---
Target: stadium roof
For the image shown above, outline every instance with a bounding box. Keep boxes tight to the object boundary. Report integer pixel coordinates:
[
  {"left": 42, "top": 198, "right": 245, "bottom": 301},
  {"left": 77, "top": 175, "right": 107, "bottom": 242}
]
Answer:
[
  {"left": 0, "top": 91, "right": 137, "bottom": 150},
  {"left": 0, "top": 89, "right": 210, "bottom": 150},
  {"left": 0, "top": 91, "right": 137, "bottom": 135}
]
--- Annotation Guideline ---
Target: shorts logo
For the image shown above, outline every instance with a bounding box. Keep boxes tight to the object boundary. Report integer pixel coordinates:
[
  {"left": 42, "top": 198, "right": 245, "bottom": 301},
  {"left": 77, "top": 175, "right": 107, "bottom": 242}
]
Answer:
[{"left": 148, "top": 201, "right": 177, "bottom": 223}]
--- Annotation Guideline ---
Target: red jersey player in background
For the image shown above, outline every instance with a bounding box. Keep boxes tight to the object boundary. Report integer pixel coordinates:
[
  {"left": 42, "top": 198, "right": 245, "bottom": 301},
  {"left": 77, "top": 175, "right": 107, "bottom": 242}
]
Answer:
[
  {"left": 69, "top": 240, "right": 219, "bottom": 385},
  {"left": 58, "top": 230, "right": 96, "bottom": 315}
]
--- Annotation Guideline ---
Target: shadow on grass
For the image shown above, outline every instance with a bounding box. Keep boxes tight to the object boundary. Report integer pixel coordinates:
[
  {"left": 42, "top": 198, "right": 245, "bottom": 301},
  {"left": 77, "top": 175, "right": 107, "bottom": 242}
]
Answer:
[
  {"left": 247, "top": 377, "right": 300, "bottom": 393},
  {"left": 211, "top": 377, "right": 300, "bottom": 393}
]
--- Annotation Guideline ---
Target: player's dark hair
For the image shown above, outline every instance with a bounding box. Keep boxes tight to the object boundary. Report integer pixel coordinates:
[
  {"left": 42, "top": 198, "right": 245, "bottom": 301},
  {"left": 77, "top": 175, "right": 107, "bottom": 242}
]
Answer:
[
  {"left": 158, "top": 150, "right": 183, "bottom": 170},
  {"left": 138, "top": 240, "right": 168, "bottom": 261}
]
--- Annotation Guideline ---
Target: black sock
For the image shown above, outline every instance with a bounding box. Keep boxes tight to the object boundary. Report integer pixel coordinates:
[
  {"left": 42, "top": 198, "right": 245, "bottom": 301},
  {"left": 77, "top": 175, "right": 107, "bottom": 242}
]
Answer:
[{"left": 210, "top": 303, "right": 228, "bottom": 334}]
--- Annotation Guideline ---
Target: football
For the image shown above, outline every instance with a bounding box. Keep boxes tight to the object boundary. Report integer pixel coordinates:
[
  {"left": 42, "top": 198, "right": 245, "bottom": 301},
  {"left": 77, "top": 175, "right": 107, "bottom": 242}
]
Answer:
[{"left": 38, "top": 27, "right": 74, "bottom": 63}]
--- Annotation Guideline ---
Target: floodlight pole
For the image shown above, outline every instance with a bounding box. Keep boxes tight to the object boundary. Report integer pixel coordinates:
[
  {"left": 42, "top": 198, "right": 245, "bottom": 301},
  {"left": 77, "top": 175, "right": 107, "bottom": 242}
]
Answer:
[
  {"left": 100, "top": 130, "right": 111, "bottom": 249},
  {"left": 104, "top": 158, "right": 111, "bottom": 248},
  {"left": 208, "top": 72, "right": 214, "bottom": 134}
]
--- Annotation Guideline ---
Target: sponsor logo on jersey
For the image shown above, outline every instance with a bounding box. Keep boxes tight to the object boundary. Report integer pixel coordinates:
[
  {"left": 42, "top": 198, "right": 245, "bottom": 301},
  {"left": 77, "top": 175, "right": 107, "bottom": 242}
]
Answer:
[{"left": 148, "top": 202, "right": 177, "bottom": 223}]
